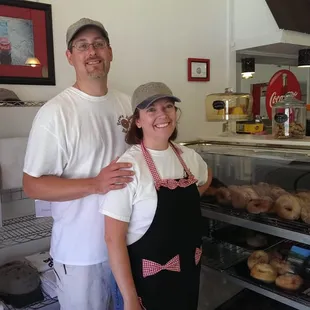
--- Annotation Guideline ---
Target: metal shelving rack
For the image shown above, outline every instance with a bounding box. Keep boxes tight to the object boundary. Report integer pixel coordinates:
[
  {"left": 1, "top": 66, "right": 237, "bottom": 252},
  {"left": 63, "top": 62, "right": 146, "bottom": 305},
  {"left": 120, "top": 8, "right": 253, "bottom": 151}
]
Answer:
[
  {"left": 0, "top": 214, "right": 53, "bottom": 250},
  {"left": 200, "top": 200, "right": 310, "bottom": 310},
  {"left": 0, "top": 213, "right": 57, "bottom": 309},
  {"left": 4, "top": 291, "right": 58, "bottom": 310}
]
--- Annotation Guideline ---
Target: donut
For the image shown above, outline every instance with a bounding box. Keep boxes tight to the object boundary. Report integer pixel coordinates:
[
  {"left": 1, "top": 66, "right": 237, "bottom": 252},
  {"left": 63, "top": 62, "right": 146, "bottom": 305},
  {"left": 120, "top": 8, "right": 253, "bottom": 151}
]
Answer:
[
  {"left": 252, "top": 183, "right": 272, "bottom": 197},
  {"left": 215, "top": 187, "right": 231, "bottom": 205},
  {"left": 247, "top": 197, "right": 273, "bottom": 214},
  {"left": 247, "top": 250, "right": 269, "bottom": 269},
  {"left": 270, "top": 186, "right": 288, "bottom": 200},
  {"left": 268, "top": 251, "right": 282, "bottom": 261},
  {"left": 275, "top": 274, "right": 303, "bottom": 291},
  {"left": 246, "top": 234, "right": 268, "bottom": 248},
  {"left": 270, "top": 258, "right": 293, "bottom": 275},
  {"left": 231, "top": 186, "right": 258, "bottom": 209},
  {"left": 275, "top": 194, "right": 301, "bottom": 220},
  {"left": 301, "top": 205, "right": 310, "bottom": 224},
  {"left": 250, "top": 263, "right": 277, "bottom": 283}
]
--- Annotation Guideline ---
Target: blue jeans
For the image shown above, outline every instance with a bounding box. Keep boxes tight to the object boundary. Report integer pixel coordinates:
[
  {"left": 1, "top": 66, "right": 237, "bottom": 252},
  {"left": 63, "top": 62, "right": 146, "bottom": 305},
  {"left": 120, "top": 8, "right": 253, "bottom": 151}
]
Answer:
[{"left": 110, "top": 274, "right": 124, "bottom": 310}]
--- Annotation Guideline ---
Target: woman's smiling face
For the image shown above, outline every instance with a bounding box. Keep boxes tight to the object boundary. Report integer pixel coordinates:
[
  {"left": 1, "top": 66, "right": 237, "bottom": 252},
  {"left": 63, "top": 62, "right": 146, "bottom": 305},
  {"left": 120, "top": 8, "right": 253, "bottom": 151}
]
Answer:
[{"left": 136, "top": 98, "right": 177, "bottom": 145}]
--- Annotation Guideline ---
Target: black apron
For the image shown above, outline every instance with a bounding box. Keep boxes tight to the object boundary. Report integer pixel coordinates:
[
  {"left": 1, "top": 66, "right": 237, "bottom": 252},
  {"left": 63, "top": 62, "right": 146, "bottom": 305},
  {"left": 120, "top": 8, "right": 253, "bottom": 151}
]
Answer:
[{"left": 127, "top": 142, "right": 202, "bottom": 310}]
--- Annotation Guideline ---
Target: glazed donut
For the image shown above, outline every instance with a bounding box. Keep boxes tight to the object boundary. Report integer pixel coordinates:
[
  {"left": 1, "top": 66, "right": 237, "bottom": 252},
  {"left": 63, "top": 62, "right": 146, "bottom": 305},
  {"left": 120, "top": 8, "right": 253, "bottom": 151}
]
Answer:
[
  {"left": 270, "top": 258, "right": 293, "bottom": 275},
  {"left": 268, "top": 251, "right": 282, "bottom": 261},
  {"left": 270, "top": 186, "right": 288, "bottom": 200},
  {"left": 301, "top": 206, "right": 310, "bottom": 224},
  {"left": 246, "top": 234, "right": 268, "bottom": 248},
  {"left": 247, "top": 197, "right": 273, "bottom": 214},
  {"left": 250, "top": 263, "right": 277, "bottom": 283},
  {"left": 275, "top": 194, "right": 301, "bottom": 220},
  {"left": 215, "top": 187, "right": 232, "bottom": 205},
  {"left": 231, "top": 186, "right": 258, "bottom": 209},
  {"left": 253, "top": 183, "right": 272, "bottom": 197},
  {"left": 247, "top": 250, "right": 269, "bottom": 269},
  {"left": 275, "top": 274, "right": 303, "bottom": 291}
]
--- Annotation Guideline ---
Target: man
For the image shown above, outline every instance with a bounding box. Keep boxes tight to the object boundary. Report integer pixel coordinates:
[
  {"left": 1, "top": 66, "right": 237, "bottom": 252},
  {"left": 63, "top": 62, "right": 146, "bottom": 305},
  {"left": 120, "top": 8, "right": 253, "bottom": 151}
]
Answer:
[{"left": 23, "top": 18, "right": 133, "bottom": 310}]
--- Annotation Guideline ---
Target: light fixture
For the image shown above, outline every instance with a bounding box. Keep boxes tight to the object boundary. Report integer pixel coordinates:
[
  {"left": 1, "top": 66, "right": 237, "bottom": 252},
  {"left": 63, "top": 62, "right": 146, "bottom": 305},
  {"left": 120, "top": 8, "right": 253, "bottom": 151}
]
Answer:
[
  {"left": 298, "top": 49, "right": 310, "bottom": 68},
  {"left": 241, "top": 58, "right": 255, "bottom": 79},
  {"left": 25, "top": 57, "right": 41, "bottom": 67}
]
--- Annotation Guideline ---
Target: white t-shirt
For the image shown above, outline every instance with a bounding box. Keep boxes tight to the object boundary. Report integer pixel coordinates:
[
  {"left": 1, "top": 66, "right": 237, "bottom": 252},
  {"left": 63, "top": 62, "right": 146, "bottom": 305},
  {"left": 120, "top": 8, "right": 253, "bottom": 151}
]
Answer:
[
  {"left": 23, "top": 87, "right": 132, "bottom": 265},
  {"left": 98, "top": 144, "right": 208, "bottom": 245}
]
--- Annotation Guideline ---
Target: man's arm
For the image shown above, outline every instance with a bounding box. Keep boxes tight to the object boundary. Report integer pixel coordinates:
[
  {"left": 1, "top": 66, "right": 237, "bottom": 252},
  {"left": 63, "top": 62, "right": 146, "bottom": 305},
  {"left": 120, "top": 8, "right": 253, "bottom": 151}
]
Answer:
[{"left": 23, "top": 160, "right": 134, "bottom": 201}]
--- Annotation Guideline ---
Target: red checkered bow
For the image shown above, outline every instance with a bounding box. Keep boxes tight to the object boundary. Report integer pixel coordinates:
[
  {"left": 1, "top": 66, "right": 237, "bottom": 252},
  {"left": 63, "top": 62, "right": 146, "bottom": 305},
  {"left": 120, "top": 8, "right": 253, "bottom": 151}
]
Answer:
[
  {"left": 195, "top": 247, "right": 202, "bottom": 265},
  {"left": 142, "top": 255, "right": 181, "bottom": 278}
]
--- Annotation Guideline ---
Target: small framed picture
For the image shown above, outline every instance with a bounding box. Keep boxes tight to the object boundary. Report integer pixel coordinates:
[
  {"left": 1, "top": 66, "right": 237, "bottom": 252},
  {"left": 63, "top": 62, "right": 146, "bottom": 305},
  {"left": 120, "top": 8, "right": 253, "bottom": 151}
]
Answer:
[{"left": 187, "top": 58, "right": 210, "bottom": 82}]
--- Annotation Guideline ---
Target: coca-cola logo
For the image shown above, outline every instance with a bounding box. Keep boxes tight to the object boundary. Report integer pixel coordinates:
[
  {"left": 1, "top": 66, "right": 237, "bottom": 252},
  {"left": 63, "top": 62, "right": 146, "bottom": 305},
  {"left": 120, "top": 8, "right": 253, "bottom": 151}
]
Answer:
[
  {"left": 265, "top": 70, "right": 302, "bottom": 119},
  {"left": 269, "top": 91, "right": 298, "bottom": 108}
]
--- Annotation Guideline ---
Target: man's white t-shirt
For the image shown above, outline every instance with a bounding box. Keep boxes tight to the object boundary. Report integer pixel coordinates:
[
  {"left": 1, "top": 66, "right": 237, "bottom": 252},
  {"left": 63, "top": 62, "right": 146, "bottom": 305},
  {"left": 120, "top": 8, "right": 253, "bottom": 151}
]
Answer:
[
  {"left": 23, "top": 87, "right": 132, "bottom": 265},
  {"left": 98, "top": 144, "right": 208, "bottom": 245}
]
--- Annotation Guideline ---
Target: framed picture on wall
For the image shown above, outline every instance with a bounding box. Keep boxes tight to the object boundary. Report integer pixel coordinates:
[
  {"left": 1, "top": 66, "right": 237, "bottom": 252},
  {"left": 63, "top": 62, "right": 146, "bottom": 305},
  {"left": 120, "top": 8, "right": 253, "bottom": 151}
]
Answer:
[
  {"left": 0, "top": 0, "right": 55, "bottom": 85},
  {"left": 187, "top": 58, "right": 210, "bottom": 82}
]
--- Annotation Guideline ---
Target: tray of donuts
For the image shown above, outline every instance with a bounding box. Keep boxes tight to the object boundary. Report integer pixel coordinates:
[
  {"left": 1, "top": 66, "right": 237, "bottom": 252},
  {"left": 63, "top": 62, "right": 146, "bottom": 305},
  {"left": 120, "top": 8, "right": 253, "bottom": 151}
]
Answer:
[
  {"left": 208, "top": 182, "right": 310, "bottom": 224},
  {"left": 227, "top": 242, "right": 310, "bottom": 302}
]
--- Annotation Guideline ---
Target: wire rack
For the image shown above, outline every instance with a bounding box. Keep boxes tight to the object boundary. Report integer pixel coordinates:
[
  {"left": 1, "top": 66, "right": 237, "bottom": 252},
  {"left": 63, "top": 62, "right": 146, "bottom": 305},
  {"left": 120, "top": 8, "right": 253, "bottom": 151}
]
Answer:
[
  {"left": 0, "top": 100, "right": 46, "bottom": 107},
  {"left": 4, "top": 290, "right": 58, "bottom": 310},
  {"left": 200, "top": 202, "right": 310, "bottom": 236},
  {"left": 201, "top": 236, "right": 251, "bottom": 271},
  {"left": 0, "top": 215, "right": 53, "bottom": 250}
]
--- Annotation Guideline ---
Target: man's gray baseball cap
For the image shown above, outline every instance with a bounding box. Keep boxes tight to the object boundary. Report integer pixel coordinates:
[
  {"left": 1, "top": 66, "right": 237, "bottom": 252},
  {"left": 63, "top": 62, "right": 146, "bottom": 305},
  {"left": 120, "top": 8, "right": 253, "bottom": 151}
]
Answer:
[
  {"left": 132, "top": 82, "right": 181, "bottom": 110},
  {"left": 66, "top": 18, "right": 109, "bottom": 47}
]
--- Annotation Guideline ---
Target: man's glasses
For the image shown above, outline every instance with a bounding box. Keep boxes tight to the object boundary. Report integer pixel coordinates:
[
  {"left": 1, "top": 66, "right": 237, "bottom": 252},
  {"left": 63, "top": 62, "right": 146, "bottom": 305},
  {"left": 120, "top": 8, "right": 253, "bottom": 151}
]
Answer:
[{"left": 73, "top": 41, "right": 108, "bottom": 52}]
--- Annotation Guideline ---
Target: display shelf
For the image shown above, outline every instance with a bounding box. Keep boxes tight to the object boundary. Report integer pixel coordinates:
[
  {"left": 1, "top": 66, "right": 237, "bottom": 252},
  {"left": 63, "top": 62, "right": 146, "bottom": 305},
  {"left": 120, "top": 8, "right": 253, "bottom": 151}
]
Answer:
[
  {"left": 200, "top": 201, "right": 310, "bottom": 245},
  {"left": 0, "top": 215, "right": 53, "bottom": 250},
  {"left": 215, "top": 288, "right": 296, "bottom": 310},
  {"left": 4, "top": 291, "right": 58, "bottom": 310},
  {"left": 201, "top": 237, "right": 251, "bottom": 271},
  {"left": 224, "top": 273, "right": 310, "bottom": 310}
]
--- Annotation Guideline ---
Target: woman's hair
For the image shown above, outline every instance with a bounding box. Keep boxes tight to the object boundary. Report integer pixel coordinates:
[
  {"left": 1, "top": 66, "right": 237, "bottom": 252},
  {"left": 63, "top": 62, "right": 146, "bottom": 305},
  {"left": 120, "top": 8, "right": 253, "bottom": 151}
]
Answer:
[{"left": 125, "top": 106, "right": 180, "bottom": 145}]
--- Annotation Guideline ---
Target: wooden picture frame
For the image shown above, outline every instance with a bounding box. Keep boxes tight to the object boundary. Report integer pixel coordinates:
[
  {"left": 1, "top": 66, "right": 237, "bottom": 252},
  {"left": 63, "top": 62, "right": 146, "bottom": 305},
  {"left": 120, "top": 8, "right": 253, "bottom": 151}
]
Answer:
[
  {"left": 187, "top": 58, "right": 210, "bottom": 82},
  {"left": 0, "top": 0, "right": 55, "bottom": 85}
]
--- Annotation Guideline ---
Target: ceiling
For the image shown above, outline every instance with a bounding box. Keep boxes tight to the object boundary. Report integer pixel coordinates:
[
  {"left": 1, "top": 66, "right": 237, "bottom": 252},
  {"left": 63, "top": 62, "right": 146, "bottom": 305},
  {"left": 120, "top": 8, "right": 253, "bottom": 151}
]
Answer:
[{"left": 236, "top": 43, "right": 308, "bottom": 66}]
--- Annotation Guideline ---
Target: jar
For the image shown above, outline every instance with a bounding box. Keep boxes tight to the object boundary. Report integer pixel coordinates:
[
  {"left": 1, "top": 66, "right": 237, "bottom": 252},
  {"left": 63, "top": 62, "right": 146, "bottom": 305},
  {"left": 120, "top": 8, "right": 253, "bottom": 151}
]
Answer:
[{"left": 272, "top": 93, "right": 306, "bottom": 139}]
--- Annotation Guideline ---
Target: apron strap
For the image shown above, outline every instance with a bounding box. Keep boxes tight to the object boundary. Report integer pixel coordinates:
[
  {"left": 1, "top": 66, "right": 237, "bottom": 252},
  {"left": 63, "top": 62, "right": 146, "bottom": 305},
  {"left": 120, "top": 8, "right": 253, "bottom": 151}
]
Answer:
[{"left": 141, "top": 141, "right": 198, "bottom": 190}]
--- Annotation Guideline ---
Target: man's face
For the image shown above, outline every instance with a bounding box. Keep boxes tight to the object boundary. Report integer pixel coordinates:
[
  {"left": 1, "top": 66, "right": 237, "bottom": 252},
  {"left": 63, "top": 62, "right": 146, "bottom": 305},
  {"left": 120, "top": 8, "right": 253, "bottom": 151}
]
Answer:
[{"left": 66, "top": 27, "right": 113, "bottom": 80}]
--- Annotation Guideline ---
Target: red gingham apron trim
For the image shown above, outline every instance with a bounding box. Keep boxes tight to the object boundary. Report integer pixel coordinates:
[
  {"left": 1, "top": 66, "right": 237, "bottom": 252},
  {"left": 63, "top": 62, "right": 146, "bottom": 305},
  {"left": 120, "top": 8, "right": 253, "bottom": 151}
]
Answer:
[
  {"left": 141, "top": 141, "right": 198, "bottom": 190},
  {"left": 195, "top": 247, "right": 202, "bottom": 265},
  {"left": 142, "top": 254, "right": 181, "bottom": 278}
]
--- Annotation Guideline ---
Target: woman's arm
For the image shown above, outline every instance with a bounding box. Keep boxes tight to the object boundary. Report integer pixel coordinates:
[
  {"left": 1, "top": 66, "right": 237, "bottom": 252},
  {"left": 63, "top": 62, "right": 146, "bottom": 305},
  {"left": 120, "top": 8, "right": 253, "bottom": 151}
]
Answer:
[
  {"left": 104, "top": 216, "right": 141, "bottom": 309},
  {"left": 198, "top": 168, "right": 213, "bottom": 196}
]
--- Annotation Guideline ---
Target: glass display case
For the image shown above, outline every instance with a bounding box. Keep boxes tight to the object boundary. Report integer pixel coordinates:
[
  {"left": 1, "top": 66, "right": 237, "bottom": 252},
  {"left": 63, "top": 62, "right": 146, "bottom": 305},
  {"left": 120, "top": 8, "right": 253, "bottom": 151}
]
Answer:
[{"left": 181, "top": 137, "right": 310, "bottom": 310}]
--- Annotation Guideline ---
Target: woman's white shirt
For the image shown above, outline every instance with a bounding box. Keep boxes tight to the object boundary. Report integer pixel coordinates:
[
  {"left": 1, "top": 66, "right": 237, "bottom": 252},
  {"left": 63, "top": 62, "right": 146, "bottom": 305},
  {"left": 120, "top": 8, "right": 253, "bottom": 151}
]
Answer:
[{"left": 98, "top": 143, "right": 208, "bottom": 245}]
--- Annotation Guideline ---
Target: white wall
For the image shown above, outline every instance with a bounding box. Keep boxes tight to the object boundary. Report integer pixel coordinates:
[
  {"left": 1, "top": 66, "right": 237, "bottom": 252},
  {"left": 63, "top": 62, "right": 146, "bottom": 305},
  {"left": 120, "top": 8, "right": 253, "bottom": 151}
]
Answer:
[
  {"left": 0, "top": 0, "right": 232, "bottom": 140},
  {"left": 232, "top": 0, "right": 282, "bottom": 50}
]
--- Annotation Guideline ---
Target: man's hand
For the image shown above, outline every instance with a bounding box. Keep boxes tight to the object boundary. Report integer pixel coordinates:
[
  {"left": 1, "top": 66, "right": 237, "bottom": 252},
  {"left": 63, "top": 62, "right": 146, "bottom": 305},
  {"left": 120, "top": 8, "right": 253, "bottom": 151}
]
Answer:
[{"left": 93, "top": 158, "right": 134, "bottom": 194}]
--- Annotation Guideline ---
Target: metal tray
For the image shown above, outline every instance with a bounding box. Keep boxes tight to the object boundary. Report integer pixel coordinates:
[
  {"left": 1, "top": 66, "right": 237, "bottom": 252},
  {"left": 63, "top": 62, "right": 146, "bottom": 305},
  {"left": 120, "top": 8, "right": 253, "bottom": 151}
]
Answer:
[
  {"left": 211, "top": 225, "right": 283, "bottom": 251},
  {"left": 215, "top": 289, "right": 296, "bottom": 310}
]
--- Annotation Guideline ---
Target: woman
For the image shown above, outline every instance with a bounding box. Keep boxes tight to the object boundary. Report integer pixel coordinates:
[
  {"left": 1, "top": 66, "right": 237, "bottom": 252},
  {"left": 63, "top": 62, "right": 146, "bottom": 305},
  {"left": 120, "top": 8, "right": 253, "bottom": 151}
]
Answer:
[{"left": 99, "top": 82, "right": 211, "bottom": 310}]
